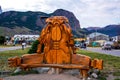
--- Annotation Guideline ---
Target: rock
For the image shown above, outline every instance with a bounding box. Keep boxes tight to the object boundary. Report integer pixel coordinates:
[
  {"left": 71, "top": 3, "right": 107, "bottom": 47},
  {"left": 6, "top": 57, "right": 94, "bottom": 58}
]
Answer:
[
  {"left": 14, "top": 67, "right": 22, "bottom": 73},
  {"left": 33, "top": 67, "right": 50, "bottom": 74},
  {"left": 91, "top": 73, "right": 98, "bottom": 78}
]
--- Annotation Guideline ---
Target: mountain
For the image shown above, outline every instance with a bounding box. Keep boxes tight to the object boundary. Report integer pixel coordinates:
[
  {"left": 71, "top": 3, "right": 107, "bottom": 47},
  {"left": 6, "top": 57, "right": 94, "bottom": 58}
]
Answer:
[
  {"left": 85, "top": 25, "right": 120, "bottom": 37},
  {"left": 98, "top": 25, "right": 120, "bottom": 37},
  {"left": 86, "top": 27, "right": 101, "bottom": 31},
  {"left": 51, "top": 9, "right": 80, "bottom": 30},
  {"left": 0, "top": 27, "right": 39, "bottom": 36},
  {"left": 0, "top": 11, "right": 49, "bottom": 31},
  {"left": 0, "top": 9, "right": 81, "bottom": 37},
  {"left": 0, "top": 6, "right": 2, "bottom": 14}
]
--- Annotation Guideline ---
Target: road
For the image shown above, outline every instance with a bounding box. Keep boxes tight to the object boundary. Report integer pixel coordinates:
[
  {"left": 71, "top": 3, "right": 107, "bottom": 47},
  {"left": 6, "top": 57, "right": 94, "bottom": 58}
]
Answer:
[
  {"left": 86, "top": 47, "right": 120, "bottom": 57},
  {"left": 0, "top": 46, "right": 120, "bottom": 57},
  {"left": 0, "top": 46, "right": 30, "bottom": 52}
]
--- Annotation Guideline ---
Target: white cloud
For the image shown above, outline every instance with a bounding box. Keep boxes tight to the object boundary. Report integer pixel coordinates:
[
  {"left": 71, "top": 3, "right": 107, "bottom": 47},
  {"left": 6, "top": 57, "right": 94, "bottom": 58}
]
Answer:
[{"left": 0, "top": 0, "right": 120, "bottom": 28}]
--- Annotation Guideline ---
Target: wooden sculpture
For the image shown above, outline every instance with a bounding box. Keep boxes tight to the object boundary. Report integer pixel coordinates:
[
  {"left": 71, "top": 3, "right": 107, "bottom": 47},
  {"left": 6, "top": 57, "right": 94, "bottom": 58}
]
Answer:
[
  {"left": 8, "top": 16, "right": 103, "bottom": 80},
  {"left": 37, "top": 16, "right": 74, "bottom": 64}
]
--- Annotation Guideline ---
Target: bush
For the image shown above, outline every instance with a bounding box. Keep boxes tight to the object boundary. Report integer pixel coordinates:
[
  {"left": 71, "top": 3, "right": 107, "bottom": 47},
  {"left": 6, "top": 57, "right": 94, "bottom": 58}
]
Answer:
[
  {"left": 0, "top": 36, "right": 5, "bottom": 44},
  {"left": 28, "top": 40, "right": 40, "bottom": 54},
  {"left": 11, "top": 69, "right": 39, "bottom": 75},
  {"left": 118, "top": 40, "right": 120, "bottom": 44},
  {"left": 114, "top": 79, "right": 120, "bottom": 80}
]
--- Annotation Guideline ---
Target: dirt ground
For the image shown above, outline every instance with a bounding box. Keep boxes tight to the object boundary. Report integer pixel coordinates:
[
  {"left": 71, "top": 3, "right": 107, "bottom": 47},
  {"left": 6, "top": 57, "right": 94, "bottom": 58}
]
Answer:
[
  {"left": 2, "top": 68, "right": 86, "bottom": 80},
  {"left": 3, "top": 74, "right": 82, "bottom": 80},
  {"left": 3, "top": 69, "right": 82, "bottom": 80},
  {"left": 2, "top": 68, "right": 120, "bottom": 80},
  {"left": 3, "top": 73, "right": 120, "bottom": 80}
]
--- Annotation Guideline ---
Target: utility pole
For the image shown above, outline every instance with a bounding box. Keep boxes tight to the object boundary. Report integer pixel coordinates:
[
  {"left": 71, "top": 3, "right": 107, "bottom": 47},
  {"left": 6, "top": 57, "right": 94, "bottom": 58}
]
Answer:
[{"left": 95, "top": 28, "right": 97, "bottom": 41}]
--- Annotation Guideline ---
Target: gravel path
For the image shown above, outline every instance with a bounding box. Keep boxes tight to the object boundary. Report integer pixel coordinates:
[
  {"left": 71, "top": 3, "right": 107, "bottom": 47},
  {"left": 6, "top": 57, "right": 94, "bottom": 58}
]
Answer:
[
  {"left": 3, "top": 73, "right": 81, "bottom": 80},
  {"left": 2, "top": 68, "right": 117, "bottom": 80},
  {"left": 3, "top": 68, "right": 85, "bottom": 80},
  {"left": 3, "top": 69, "right": 83, "bottom": 80}
]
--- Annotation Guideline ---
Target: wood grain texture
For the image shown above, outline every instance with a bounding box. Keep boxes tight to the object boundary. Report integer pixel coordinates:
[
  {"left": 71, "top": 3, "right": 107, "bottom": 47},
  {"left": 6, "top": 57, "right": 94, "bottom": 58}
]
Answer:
[{"left": 37, "top": 16, "right": 74, "bottom": 64}]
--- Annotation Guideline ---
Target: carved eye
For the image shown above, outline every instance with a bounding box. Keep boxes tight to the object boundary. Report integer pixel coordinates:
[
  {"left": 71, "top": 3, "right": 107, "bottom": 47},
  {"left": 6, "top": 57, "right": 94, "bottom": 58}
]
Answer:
[
  {"left": 48, "top": 22, "right": 51, "bottom": 24},
  {"left": 63, "top": 21, "right": 66, "bottom": 24}
]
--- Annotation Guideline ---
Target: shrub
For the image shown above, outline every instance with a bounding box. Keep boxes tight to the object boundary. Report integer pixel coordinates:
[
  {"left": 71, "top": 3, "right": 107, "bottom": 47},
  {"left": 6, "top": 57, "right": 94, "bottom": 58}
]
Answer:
[
  {"left": 28, "top": 40, "right": 39, "bottom": 54},
  {"left": 118, "top": 40, "right": 120, "bottom": 44},
  {"left": 0, "top": 36, "right": 5, "bottom": 44}
]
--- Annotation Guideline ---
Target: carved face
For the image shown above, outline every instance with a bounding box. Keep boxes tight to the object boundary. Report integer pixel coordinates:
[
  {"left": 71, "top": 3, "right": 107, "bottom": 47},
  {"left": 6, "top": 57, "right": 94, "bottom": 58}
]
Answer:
[
  {"left": 44, "top": 16, "right": 69, "bottom": 41},
  {"left": 46, "top": 16, "right": 68, "bottom": 25}
]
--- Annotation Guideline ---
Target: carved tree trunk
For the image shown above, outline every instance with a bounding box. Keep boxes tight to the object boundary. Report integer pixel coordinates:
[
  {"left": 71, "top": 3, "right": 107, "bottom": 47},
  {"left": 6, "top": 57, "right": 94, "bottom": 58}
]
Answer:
[{"left": 37, "top": 16, "right": 74, "bottom": 64}]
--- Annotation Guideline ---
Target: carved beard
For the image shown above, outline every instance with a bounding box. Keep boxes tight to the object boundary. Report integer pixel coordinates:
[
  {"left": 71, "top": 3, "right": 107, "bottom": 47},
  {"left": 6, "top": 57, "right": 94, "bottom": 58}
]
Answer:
[{"left": 51, "top": 23, "right": 62, "bottom": 41}]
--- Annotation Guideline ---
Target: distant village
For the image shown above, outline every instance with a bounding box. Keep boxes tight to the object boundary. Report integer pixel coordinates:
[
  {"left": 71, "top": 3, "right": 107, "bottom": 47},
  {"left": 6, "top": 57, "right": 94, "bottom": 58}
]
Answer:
[
  {"left": 4, "top": 34, "right": 39, "bottom": 45},
  {"left": 75, "top": 32, "right": 120, "bottom": 49},
  {"left": 1, "top": 31, "right": 119, "bottom": 50}
]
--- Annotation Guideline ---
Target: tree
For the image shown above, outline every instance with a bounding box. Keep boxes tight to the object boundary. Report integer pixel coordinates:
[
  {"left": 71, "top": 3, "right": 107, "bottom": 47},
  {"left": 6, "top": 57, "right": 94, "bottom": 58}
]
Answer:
[
  {"left": 0, "top": 36, "right": 5, "bottom": 44},
  {"left": 28, "top": 40, "right": 45, "bottom": 54},
  {"left": 28, "top": 40, "right": 39, "bottom": 54}
]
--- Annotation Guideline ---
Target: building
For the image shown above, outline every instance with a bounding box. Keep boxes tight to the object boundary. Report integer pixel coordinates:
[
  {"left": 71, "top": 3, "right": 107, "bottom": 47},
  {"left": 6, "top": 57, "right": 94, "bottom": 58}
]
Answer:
[
  {"left": 13, "top": 34, "right": 39, "bottom": 41},
  {"left": 13, "top": 34, "right": 39, "bottom": 44},
  {"left": 112, "top": 35, "right": 120, "bottom": 42},
  {"left": 87, "top": 32, "right": 109, "bottom": 41},
  {"left": 87, "top": 32, "right": 109, "bottom": 45}
]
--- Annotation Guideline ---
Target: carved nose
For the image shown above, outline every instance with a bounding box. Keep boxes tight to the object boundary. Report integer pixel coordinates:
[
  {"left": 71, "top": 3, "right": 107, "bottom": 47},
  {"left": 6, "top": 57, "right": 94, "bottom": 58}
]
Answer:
[
  {"left": 51, "top": 23, "right": 61, "bottom": 41},
  {"left": 54, "top": 22, "right": 59, "bottom": 25}
]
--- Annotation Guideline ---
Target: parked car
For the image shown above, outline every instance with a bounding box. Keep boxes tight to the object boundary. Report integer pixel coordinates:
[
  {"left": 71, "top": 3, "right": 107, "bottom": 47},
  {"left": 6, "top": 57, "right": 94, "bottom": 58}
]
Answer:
[
  {"left": 112, "top": 42, "right": 120, "bottom": 49},
  {"left": 80, "top": 43, "right": 87, "bottom": 49},
  {"left": 75, "top": 43, "right": 80, "bottom": 47},
  {"left": 102, "top": 44, "right": 112, "bottom": 50},
  {"left": 74, "top": 41, "right": 80, "bottom": 47}
]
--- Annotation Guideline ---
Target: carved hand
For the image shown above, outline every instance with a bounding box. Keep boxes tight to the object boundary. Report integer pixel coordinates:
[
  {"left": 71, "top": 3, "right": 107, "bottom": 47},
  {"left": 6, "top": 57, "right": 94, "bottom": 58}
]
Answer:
[{"left": 8, "top": 56, "right": 21, "bottom": 67}]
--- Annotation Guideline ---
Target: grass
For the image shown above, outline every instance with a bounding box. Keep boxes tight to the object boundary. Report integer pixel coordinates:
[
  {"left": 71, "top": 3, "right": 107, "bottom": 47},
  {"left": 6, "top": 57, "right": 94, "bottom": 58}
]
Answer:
[
  {"left": 114, "top": 79, "right": 120, "bottom": 80},
  {"left": 0, "top": 48, "right": 120, "bottom": 78},
  {"left": 0, "top": 48, "right": 29, "bottom": 57},
  {"left": 113, "top": 71, "right": 120, "bottom": 76},
  {"left": 77, "top": 49, "right": 120, "bottom": 79},
  {"left": 0, "top": 48, "right": 30, "bottom": 71},
  {"left": 0, "top": 45, "right": 13, "bottom": 47},
  {"left": 77, "top": 49, "right": 120, "bottom": 71},
  {"left": 0, "top": 44, "right": 21, "bottom": 47}
]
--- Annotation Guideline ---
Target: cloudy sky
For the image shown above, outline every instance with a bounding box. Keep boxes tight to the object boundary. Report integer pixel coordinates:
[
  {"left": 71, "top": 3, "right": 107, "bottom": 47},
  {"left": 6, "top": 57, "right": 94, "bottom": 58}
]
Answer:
[{"left": 0, "top": 0, "right": 120, "bottom": 28}]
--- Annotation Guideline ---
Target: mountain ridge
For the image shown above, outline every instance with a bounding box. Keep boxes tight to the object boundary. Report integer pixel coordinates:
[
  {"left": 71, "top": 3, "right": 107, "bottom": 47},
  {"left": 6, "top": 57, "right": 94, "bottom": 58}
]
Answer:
[
  {"left": 0, "top": 9, "right": 81, "bottom": 37},
  {"left": 84, "top": 24, "right": 120, "bottom": 37}
]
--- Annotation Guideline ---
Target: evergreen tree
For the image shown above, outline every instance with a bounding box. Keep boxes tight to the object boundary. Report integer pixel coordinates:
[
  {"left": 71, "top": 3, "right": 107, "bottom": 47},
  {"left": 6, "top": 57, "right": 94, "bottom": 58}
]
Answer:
[
  {"left": 0, "top": 36, "right": 5, "bottom": 44},
  {"left": 28, "top": 40, "right": 39, "bottom": 54}
]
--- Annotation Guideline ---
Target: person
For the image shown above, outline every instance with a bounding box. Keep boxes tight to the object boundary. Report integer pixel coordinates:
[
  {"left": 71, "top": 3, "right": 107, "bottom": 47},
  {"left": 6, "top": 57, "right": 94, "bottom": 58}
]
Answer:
[
  {"left": 84, "top": 43, "right": 87, "bottom": 49},
  {"left": 22, "top": 42, "right": 26, "bottom": 50}
]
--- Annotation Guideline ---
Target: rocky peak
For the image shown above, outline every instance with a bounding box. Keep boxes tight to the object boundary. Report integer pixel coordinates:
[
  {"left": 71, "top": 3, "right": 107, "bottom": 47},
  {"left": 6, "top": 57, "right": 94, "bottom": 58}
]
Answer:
[{"left": 52, "top": 9, "right": 80, "bottom": 30}]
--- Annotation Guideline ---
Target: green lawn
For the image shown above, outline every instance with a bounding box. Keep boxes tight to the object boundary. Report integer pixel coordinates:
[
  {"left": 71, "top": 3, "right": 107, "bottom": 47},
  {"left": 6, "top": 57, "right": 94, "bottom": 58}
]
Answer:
[
  {"left": 0, "top": 45, "right": 13, "bottom": 47},
  {"left": 0, "top": 45, "right": 21, "bottom": 48},
  {"left": 0, "top": 48, "right": 29, "bottom": 57},
  {"left": 0, "top": 48, "right": 120, "bottom": 76},
  {"left": 77, "top": 49, "right": 120, "bottom": 79},
  {"left": 0, "top": 48, "right": 30, "bottom": 71},
  {"left": 77, "top": 49, "right": 120, "bottom": 72}
]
